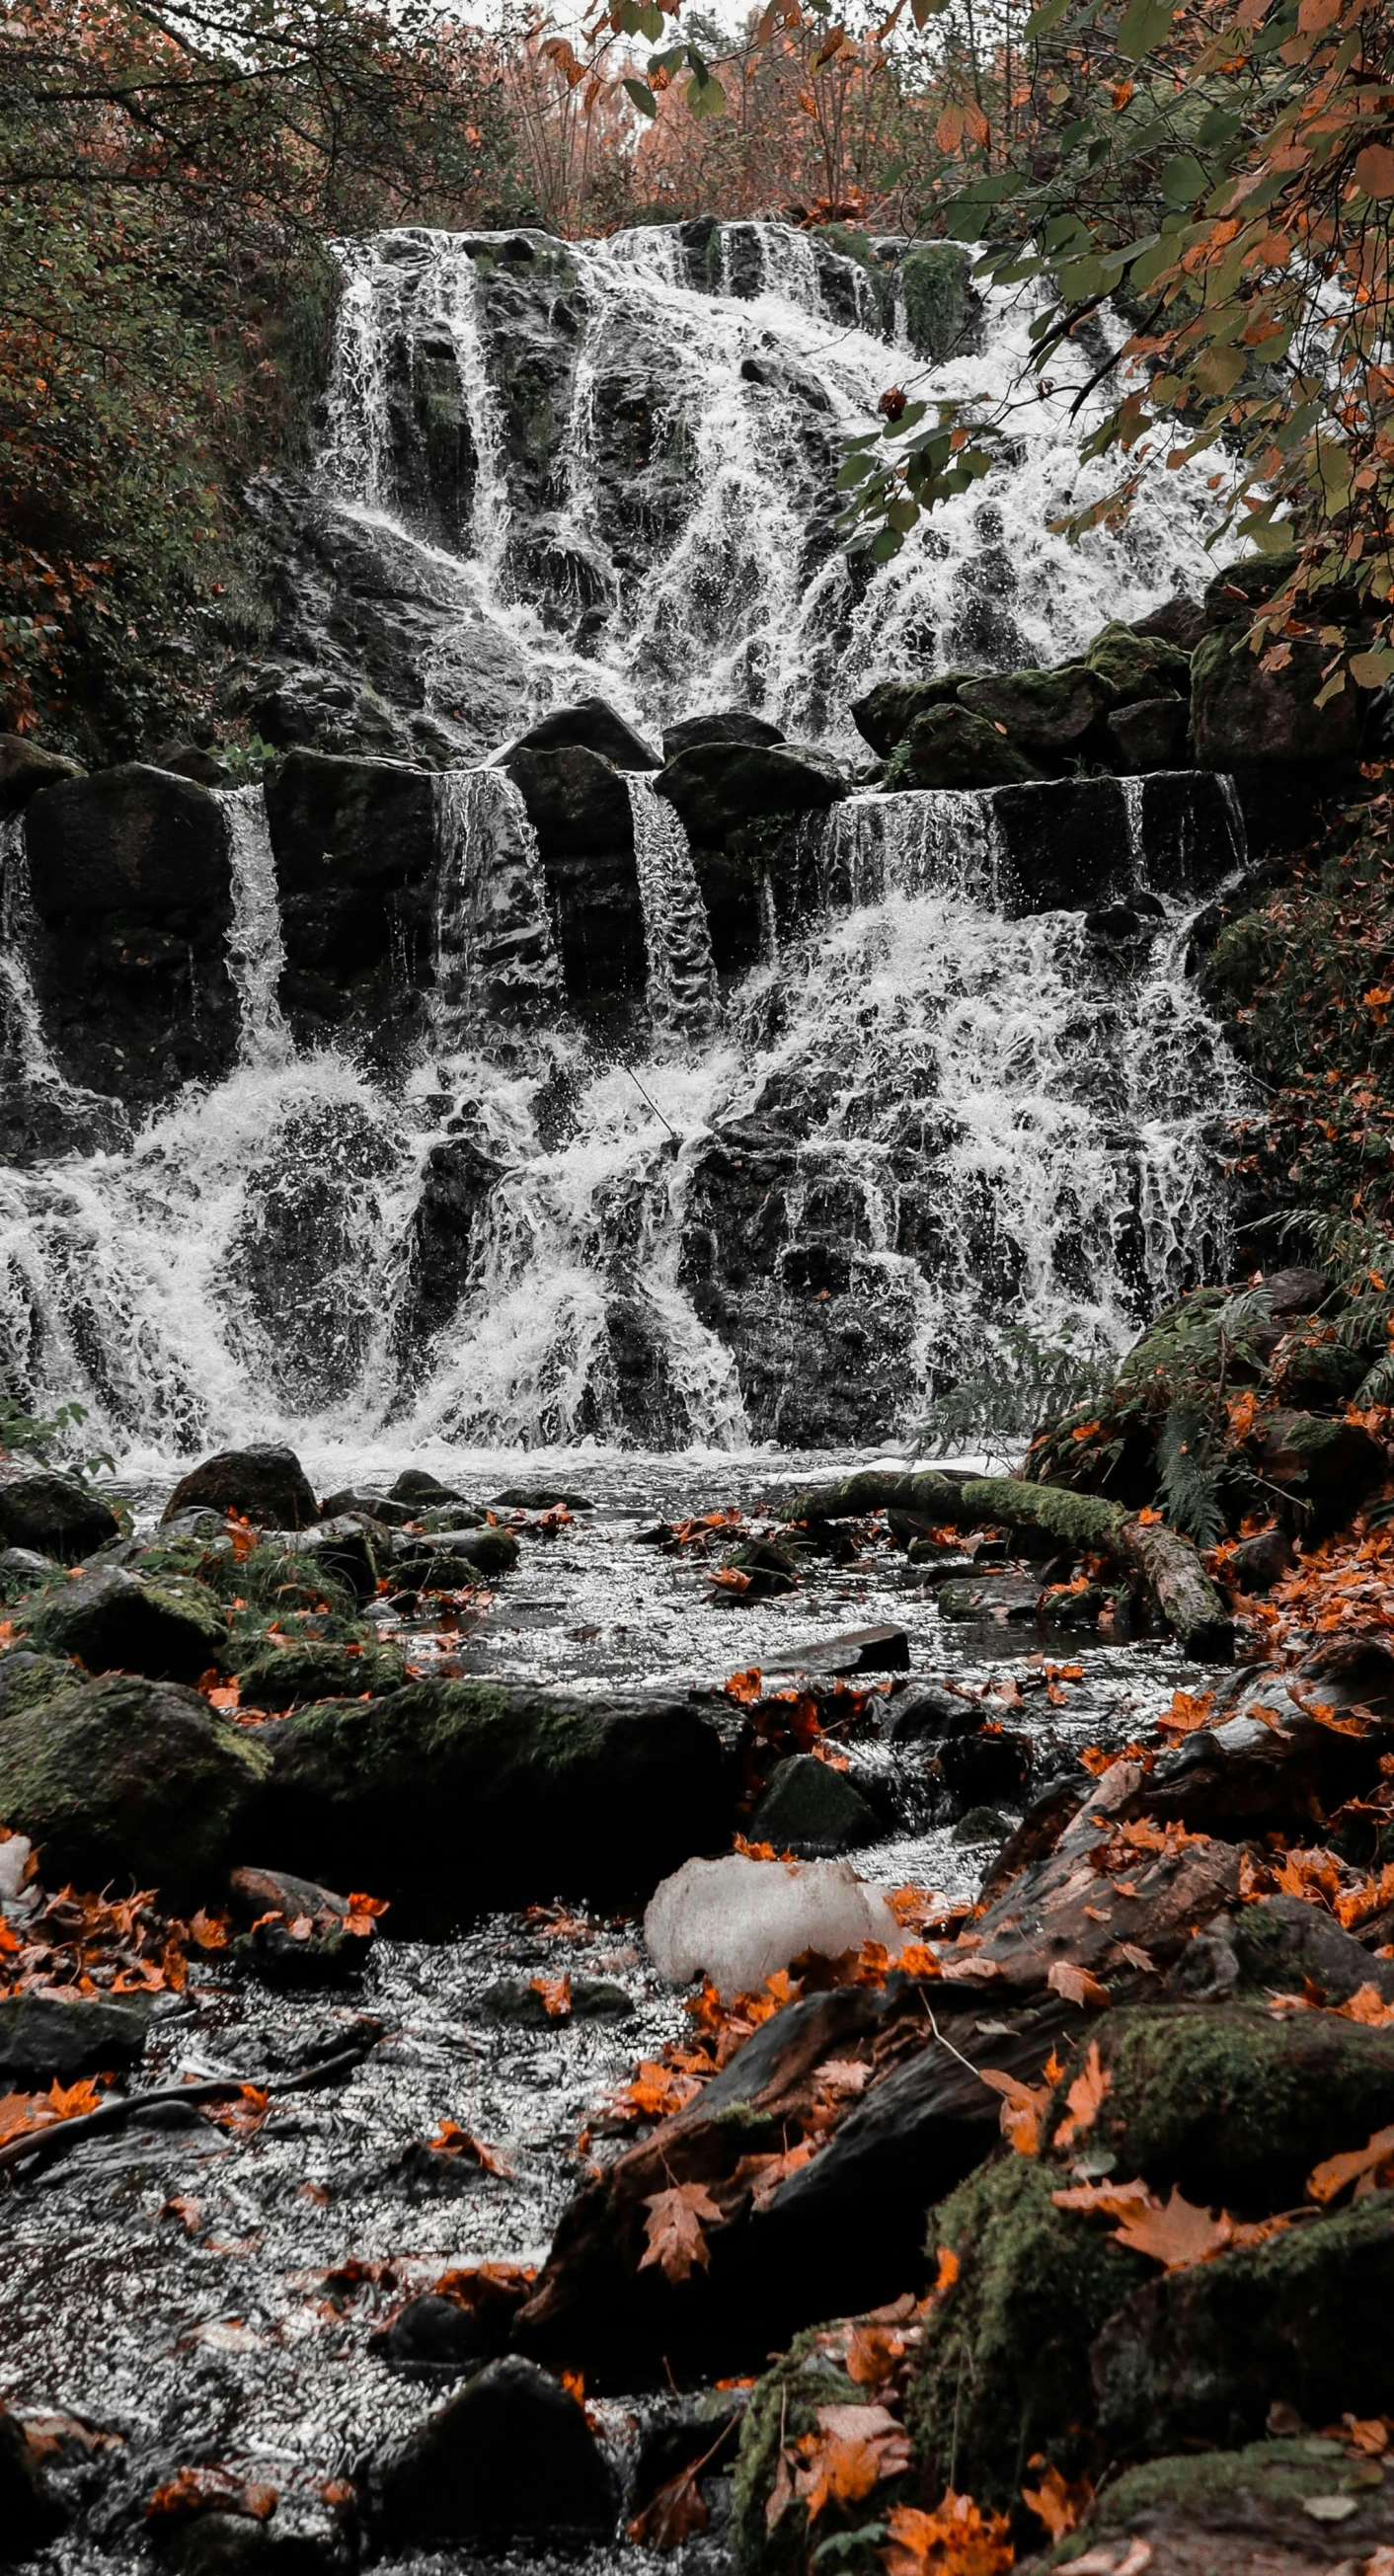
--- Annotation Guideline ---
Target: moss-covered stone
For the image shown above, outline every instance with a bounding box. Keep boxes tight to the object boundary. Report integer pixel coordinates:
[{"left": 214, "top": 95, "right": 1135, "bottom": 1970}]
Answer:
[
  {"left": 1050, "top": 2439, "right": 1392, "bottom": 2567},
  {"left": 890, "top": 704, "right": 1044, "bottom": 791},
  {"left": 0, "top": 1649, "right": 78, "bottom": 1721},
  {"left": 899, "top": 244, "right": 972, "bottom": 363},
  {"left": 905, "top": 2157, "right": 1148, "bottom": 2511},
  {"left": 213, "top": 1541, "right": 357, "bottom": 1619},
  {"left": 1191, "top": 629, "right": 1363, "bottom": 764},
  {"left": 232, "top": 1637, "right": 407, "bottom": 1710},
  {"left": 0, "top": 1671, "right": 268, "bottom": 1897},
  {"left": 957, "top": 665, "right": 1110, "bottom": 757},
  {"left": 732, "top": 2329, "right": 899, "bottom": 2576},
  {"left": 1084, "top": 620, "right": 1193, "bottom": 707},
  {"left": 1044, "top": 2005, "right": 1394, "bottom": 2213},
  {"left": 28, "top": 1567, "right": 229, "bottom": 1682},
  {"left": 1094, "top": 2196, "right": 1394, "bottom": 2453},
  {"left": 1200, "top": 908, "right": 1287, "bottom": 1013},
  {"left": 849, "top": 674, "right": 977, "bottom": 759}
]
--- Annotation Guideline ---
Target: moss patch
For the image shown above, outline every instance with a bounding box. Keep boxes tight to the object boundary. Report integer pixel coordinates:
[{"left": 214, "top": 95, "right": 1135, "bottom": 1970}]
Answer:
[
  {"left": 732, "top": 2331, "right": 894, "bottom": 2576},
  {"left": 0, "top": 1671, "right": 268, "bottom": 1897}
]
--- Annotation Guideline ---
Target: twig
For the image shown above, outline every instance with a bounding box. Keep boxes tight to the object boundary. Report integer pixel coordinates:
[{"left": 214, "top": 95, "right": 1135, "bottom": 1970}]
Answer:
[{"left": 0, "top": 2039, "right": 377, "bottom": 2180}]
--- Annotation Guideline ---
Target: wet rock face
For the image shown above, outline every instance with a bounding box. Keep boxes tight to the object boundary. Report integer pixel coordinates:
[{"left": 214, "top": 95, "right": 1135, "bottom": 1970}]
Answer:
[
  {"left": 29, "top": 1565, "right": 229, "bottom": 1684},
  {"left": 0, "top": 1671, "right": 267, "bottom": 1899},
  {"left": 263, "top": 748, "right": 437, "bottom": 1040},
  {"left": 22, "top": 765, "right": 239, "bottom": 1102},
  {"left": 503, "top": 743, "right": 644, "bottom": 1000},
  {"left": 0, "top": 734, "right": 84, "bottom": 818},
  {"left": 1191, "top": 630, "right": 1365, "bottom": 765}
]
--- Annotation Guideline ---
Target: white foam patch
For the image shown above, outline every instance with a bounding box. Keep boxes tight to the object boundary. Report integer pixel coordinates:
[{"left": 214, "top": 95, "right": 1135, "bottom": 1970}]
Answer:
[{"left": 644, "top": 1852, "right": 903, "bottom": 2000}]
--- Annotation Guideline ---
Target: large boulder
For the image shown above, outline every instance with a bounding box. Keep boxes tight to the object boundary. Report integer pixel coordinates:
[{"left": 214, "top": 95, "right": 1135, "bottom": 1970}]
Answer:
[
  {"left": 512, "top": 698, "right": 659, "bottom": 769},
  {"left": 0, "top": 1470, "right": 118, "bottom": 1561},
  {"left": 1055, "top": 2439, "right": 1394, "bottom": 2572},
  {"left": 29, "top": 1566, "right": 229, "bottom": 1683},
  {"left": 163, "top": 1446, "right": 318, "bottom": 1530},
  {"left": 1244, "top": 1408, "right": 1384, "bottom": 1534},
  {"left": 661, "top": 712, "right": 785, "bottom": 761},
  {"left": 24, "top": 764, "right": 230, "bottom": 918},
  {"left": 957, "top": 664, "right": 1110, "bottom": 758},
  {"left": 1094, "top": 2196, "right": 1394, "bottom": 2454},
  {"left": 1191, "top": 631, "right": 1364, "bottom": 764},
  {"left": 0, "top": 1671, "right": 268, "bottom": 1898},
  {"left": 656, "top": 742, "right": 846, "bottom": 842},
  {"left": 890, "top": 704, "right": 1043, "bottom": 790},
  {"left": 849, "top": 673, "right": 976, "bottom": 758},
  {"left": 1106, "top": 696, "right": 1191, "bottom": 772},
  {"left": 0, "top": 735, "right": 83, "bottom": 818},
  {"left": 1084, "top": 619, "right": 1193, "bottom": 706},
  {"left": 502, "top": 743, "right": 645, "bottom": 998},
  {"left": 364, "top": 2358, "right": 617, "bottom": 2546},
  {"left": 258, "top": 1678, "right": 734, "bottom": 1918}
]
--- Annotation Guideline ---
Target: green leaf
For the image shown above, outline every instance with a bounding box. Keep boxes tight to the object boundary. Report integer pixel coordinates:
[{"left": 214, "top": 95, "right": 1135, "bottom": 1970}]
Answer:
[
  {"left": 835, "top": 455, "right": 875, "bottom": 488},
  {"left": 1351, "top": 649, "right": 1394, "bottom": 690},
  {"left": 1160, "top": 152, "right": 1207, "bottom": 204},
  {"left": 887, "top": 497, "right": 919, "bottom": 532},
  {"left": 1024, "top": 0, "right": 1074, "bottom": 32},
  {"left": 1117, "top": 0, "right": 1175, "bottom": 57},
  {"left": 687, "top": 71, "right": 727, "bottom": 115},
  {"left": 870, "top": 527, "right": 904, "bottom": 562},
  {"left": 638, "top": 1, "right": 665, "bottom": 33},
  {"left": 623, "top": 77, "right": 658, "bottom": 115}
]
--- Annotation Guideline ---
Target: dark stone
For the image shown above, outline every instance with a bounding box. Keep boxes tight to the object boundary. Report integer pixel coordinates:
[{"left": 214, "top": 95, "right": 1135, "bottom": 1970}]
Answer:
[
  {"left": 1083, "top": 620, "right": 1193, "bottom": 706},
  {"left": 656, "top": 742, "right": 845, "bottom": 843},
  {"left": 481, "top": 1976, "right": 634, "bottom": 2023},
  {"left": 232, "top": 1637, "right": 405, "bottom": 1710},
  {"left": 0, "top": 1673, "right": 267, "bottom": 1900},
  {"left": 1092, "top": 2197, "right": 1394, "bottom": 2456},
  {"left": 1227, "top": 1526, "right": 1294, "bottom": 1593},
  {"left": 993, "top": 772, "right": 1242, "bottom": 913},
  {"left": 849, "top": 675, "right": 974, "bottom": 758},
  {"left": 513, "top": 698, "right": 659, "bottom": 769},
  {"left": 1133, "top": 594, "right": 1209, "bottom": 654},
  {"left": 25, "top": 764, "right": 230, "bottom": 918},
  {"left": 0, "top": 1546, "right": 52, "bottom": 1596},
  {"left": 958, "top": 664, "right": 1110, "bottom": 757},
  {"left": 394, "top": 1137, "right": 505, "bottom": 1351},
  {"left": 259, "top": 1678, "right": 734, "bottom": 1920},
  {"left": 288, "top": 1517, "right": 379, "bottom": 1602},
  {"left": 163, "top": 1445, "right": 318, "bottom": 1530},
  {"left": 319, "top": 1490, "right": 415, "bottom": 1526},
  {"left": 0, "top": 734, "right": 83, "bottom": 818},
  {"left": 661, "top": 712, "right": 786, "bottom": 761},
  {"left": 1264, "top": 1265, "right": 1332, "bottom": 1316},
  {"left": 1106, "top": 697, "right": 1191, "bottom": 773},
  {"left": 389, "top": 1469, "right": 463, "bottom": 1505},
  {"left": 503, "top": 742, "right": 644, "bottom": 1000},
  {"left": 951, "top": 1803, "right": 1008, "bottom": 1843},
  {"left": 489, "top": 1486, "right": 594, "bottom": 1511},
  {"left": 936, "top": 1727, "right": 1031, "bottom": 1811},
  {"left": 226, "top": 1862, "right": 364, "bottom": 1983},
  {"left": 384, "top": 2293, "right": 492, "bottom": 2375},
  {"left": 888, "top": 1684, "right": 982, "bottom": 1743},
  {"left": 29, "top": 1565, "right": 229, "bottom": 1683},
  {"left": 153, "top": 742, "right": 233, "bottom": 788},
  {"left": 1245, "top": 1409, "right": 1385, "bottom": 1535},
  {"left": 0, "top": 2409, "right": 64, "bottom": 2554},
  {"left": 263, "top": 748, "right": 437, "bottom": 1040},
  {"left": 393, "top": 1526, "right": 518, "bottom": 1586},
  {"left": 227, "top": 1862, "right": 349, "bottom": 1926},
  {"left": 365, "top": 2357, "right": 618, "bottom": 2544},
  {"left": 891, "top": 704, "right": 1043, "bottom": 790},
  {"left": 0, "top": 1470, "right": 118, "bottom": 1561},
  {"left": 154, "top": 2512, "right": 342, "bottom": 2576},
  {"left": 0, "top": 1990, "right": 152, "bottom": 2084},
  {"left": 748, "top": 1753, "right": 880, "bottom": 1854},
  {"left": 1056, "top": 2440, "right": 1394, "bottom": 2573},
  {"left": 1192, "top": 630, "right": 1364, "bottom": 765},
  {"left": 763, "top": 1625, "right": 910, "bottom": 1677}
]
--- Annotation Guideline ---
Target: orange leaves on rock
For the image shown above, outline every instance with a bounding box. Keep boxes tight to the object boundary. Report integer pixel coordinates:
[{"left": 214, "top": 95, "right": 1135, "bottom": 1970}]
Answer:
[
  {"left": 732, "top": 2139, "right": 819, "bottom": 2212},
  {"left": 189, "top": 1909, "right": 230, "bottom": 1951},
  {"left": 612, "top": 2059, "right": 705, "bottom": 2123},
  {"left": 724, "top": 1667, "right": 764, "bottom": 1704},
  {"left": 1022, "top": 2460, "right": 1094, "bottom": 2540},
  {"left": 977, "top": 2068, "right": 1046, "bottom": 2156},
  {"left": 640, "top": 2178, "right": 725, "bottom": 2282},
  {"left": 880, "top": 2490, "right": 1013, "bottom": 2575},
  {"left": 530, "top": 1973, "right": 573, "bottom": 2019},
  {"left": 1053, "top": 2177, "right": 1292, "bottom": 2270},
  {"left": 767, "top": 2403, "right": 912, "bottom": 2531},
  {"left": 1, "top": 1880, "right": 188, "bottom": 2001},
  {"left": 845, "top": 2321, "right": 911, "bottom": 2386},
  {"left": 1157, "top": 1687, "right": 1213, "bottom": 1739},
  {"left": 0, "top": 2075, "right": 103, "bottom": 2144},
  {"left": 1307, "top": 2121, "right": 1394, "bottom": 2204},
  {"left": 1052, "top": 2040, "right": 1111, "bottom": 2149},
  {"left": 147, "top": 2465, "right": 276, "bottom": 2523},
  {"left": 1047, "top": 1960, "right": 1112, "bottom": 2009}
]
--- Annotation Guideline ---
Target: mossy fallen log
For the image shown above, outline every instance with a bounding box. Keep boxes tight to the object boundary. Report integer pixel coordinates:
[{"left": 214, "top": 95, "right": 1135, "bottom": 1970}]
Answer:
[{"left": 778, "top": 1471, "right": 1232, "bottom": 1661}]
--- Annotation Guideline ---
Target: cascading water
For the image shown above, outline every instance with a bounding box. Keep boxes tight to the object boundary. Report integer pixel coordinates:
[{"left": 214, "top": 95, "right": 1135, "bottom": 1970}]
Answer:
[{"left": 0, "top": 219, "right": 1259, "bottom": 1463}]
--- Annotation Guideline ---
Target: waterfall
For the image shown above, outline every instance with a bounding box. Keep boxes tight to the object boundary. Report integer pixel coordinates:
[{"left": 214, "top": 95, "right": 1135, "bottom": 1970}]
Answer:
[
  {"left": 626, "top": 779, "right": 717, "bottom": 1036},
  {"left": 815, "top": 791, "right": 1003, "bottom": 910},
  {"left": 432, "top": 767, "right": 564, "bottom": 1045},
  {"left": 216, "top": 786, "right": 292, "bottom": 1069},
  {"left": 0, "top": 814, "right": 56, "bottom": 1084}
]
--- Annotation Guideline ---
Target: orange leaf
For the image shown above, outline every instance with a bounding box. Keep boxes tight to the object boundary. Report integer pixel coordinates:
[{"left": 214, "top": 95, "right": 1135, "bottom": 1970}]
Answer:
[
  {"left": 795, "top": 2403, "right": 911, "bottom": 2522},
  {"left": 845, "top": 2322, "right": 908, "bottom": 2385},
  {"left": 428, "top": 2120, "right": 511, "bottom": 2174},
  {"left": 1355, "top": 143, "right": 1394, "bottom": 198},
  {"left": 1053, "top": 2040, "right": 1111, "bottom": 2148},
  {"left": 629, "top": 2463, "right": 711, "bottom": 2548},
  {"left": 639, "top": 2179, "right": 724, "bottom": 2282},
  {"left": 724, "top": 1668, "right": 763, "bottom": 1704},
  {"left": 1047, "top": 1961, "right": 1111, "bottom": 2009},
  {"left": 1022, "top": 2461, "right": 1094, "bottom": 2540},
  {"left": 189, "top": 1909, "right": 230, "bottom": 1951},
  {"left": 1308, "top": 2122, "right": 1394, "bottom": 2204},
  {"left": 881, "top": 2490, "right": 1014, "bottom": 2575},
  {"left": 733, "top": 2140, "right": 818, "bottom": 2211},
  {"left": 977, "top": 2068, "right": 1045, "bottom": 2156},
  {"left": 531, "top": 1973, "right": 573, "bottom": 2019},
  {"left": 1111, "top": 2185, "right": 1236, "bottom": 2270}
]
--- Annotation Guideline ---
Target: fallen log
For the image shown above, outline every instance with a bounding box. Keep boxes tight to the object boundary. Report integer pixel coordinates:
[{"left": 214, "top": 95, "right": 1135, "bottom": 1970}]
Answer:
[{"left": 0, "top": 2036, "right": 377, "bottom": 2179}]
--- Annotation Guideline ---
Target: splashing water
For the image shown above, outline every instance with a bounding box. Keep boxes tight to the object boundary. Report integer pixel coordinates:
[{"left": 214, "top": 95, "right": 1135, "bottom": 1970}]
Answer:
[
  {"left": 216, "top": 786, "right": 293, "bottom": 1069},
  {"left": 626, "top": 778, "right": 717, "bottom": 1037}
]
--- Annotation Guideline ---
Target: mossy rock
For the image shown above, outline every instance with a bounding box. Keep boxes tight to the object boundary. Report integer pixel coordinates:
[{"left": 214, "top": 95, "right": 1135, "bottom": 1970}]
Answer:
[
  {"left": 231, "top": 1637, "right": 407, "bottom": 1711},
  {"left": 211, "top": 1541, "right": 357, "bottom": 1619},
  {"left": 28, "top": 1567, "right": 229, "bottom": 1683},
  {"left": 1200, "top": 909, "right": 1286, "bottom": 1013},
  {"left": 899, "top": 243, "right": 972, "bottom": 363},
  {"left": 813, "top": 222, "right": 877, "bottom": 272},
  {"left": 0, "top": 1649, "right": 82, "bottom": 1722},
  {"left": 732, "top": 2329, "right": 906, "bottom": 2576},
  {"left": 1084, "top": 619, "right": 1193, "bottom": 707},
  {"left": 890, "top": 704, "right": 1044, "bottom": 791},
  {"left": 904, "top": 2156, "right": 1148, "bottom": 2512},
  {"left": 957, "top": 665, "right": 1109, "bottom": 757},
  {"left": 1043, "top": 2005, "right": 1394, "bottom": 2213},
  {"left": 849, "top": 674, "right": 976, "bottom": 759},
  {"left": 1191, "top": 628, "right": 1363, "bottom": 764},
  {"left": 1050, "top": 2439, "right": 1393, "bottom": 2567},
  {"left": 1094, "top": 2195, "right": 1394, "bottom": 2453},
  {"left": 0, "top": 1671, "right": 269, "bottom": 1898}
]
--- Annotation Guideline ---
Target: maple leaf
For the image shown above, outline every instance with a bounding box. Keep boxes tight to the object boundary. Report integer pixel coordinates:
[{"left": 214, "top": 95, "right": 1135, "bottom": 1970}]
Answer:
[
  {"left": 1047, "top": 1961, "right": 1112, "bottom": 2009},
  {"left": 845, "top": 2321, "right": 908, "bottom": 2385},
  {"left": 1052, "top": 2040, "right": 1110, "bottom": 2149},
  {"left": 629, "top": 2464, "right": 710, "bottom": 2548},
  {"left": 189, "top": 1909, "right": 229, "bottom": 1950},
  {"left": 1308, "top": 2122, "right": 1394, "bottom": 2205},
  {"left": 733, "top": 2140, "right": 818, "bottom": 2212},
  {"left": 639, "top": 2179, "right": 724, "bottom": 2281},
  {"left": 724, "top": 1668, "right": 763, "bottom": 1703},
  {"left": 794, "top": 2403, "right": 911, "bottom": 2523},
  {"left": 977, "top": 2068, "right": 1046, "bottom": 2156},
  {"left": 1022, "top": 2460, "right": 1094, "bottom": 2540},
  {"left": 612, "top": 2060, "right": 704, "bottom": 2122},
  {"left": 531, "top": 1973, "right": 573, "bottom": 2019},
  {"left": 428, "top": 2121, "right": 511, "bottom": 2175},
  {"left": 880, "top": 2490, "right": 1014, "bottom": 2575},
  {"left": 1337, "top": 1985, "right": 1394, "bottom": 2028}
]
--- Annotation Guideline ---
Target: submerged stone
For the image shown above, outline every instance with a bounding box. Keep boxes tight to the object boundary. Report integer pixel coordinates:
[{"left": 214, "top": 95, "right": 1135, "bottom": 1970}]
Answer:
[{"left": 748, "top": 1753, "right": 881, "bottom": 1854}]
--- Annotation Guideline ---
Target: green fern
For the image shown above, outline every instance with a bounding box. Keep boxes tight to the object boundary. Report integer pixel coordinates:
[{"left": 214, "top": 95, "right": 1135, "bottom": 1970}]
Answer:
[
  {"left": 1155, "top": 1401, "right": 1230, "bottom": 1549},
  {"left": 914, "top": 1321, "right": 1118, "bottom": 1465}
]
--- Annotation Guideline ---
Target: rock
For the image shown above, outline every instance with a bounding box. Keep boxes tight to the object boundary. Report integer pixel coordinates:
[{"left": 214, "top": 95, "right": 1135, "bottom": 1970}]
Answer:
[
  {"left": 1227, "top": 1525, "right": 1294, "bottom": 1592},
  {"left": 259, "top": 1678, "right": 734, "bottom": 1919},
  {"left": 232, "top": 1638, "right": 405, "bottom": 1710},
  {"left": 0, "top": 2407, "right": 64, "bottom": 2553},
  {"left": 1192, "top": 630, "right": 1364, "bottom": 765},
  {"left": 0, "top": 1545, "right": 55, "bottom": 1595},
  {"left": 388, "top": 1469, "right": 462, "bottom": 1505},
  {"left": 393, "top": 1526, "right": 518, "bottom": 1585},
  {"left": 0, "top": 1991, "right": 153, "bottom": 2084},
  {"left": 0, "top": 734, "right": 83, "bottom": 817},
  {"left": 1133, "top": 594, "right": 1209, "bottom": 654},
  {"left": 152, "top": 742, "right": 233, "bottom": 788},
  {"left": 1083, "top": 619, "right": 1193, "bottom": 705},
  {"left": 905, "top": 2154, "right": 1149, "bottom": 2510},
  {"left": 0, "top": 1470, "right": 118, "bottom": 1562},
  {"left": 887, "top": 1684, "right": 981, "bottom": 1743},
  {"left": 1245, "top": 1409, "right": 1385, "bottom": 1535},
  {"left": 661, "top": 712, "right": 786, "bottom": 761},
  {"left": 481, "top": 1976, "right": 634, "bottom": 2023},
  {"left": 383, "top": 2293, "right": 494, "bottom": 2375},
  {"left": 489, "top": 1486, "right": 594, "bottom": 1511},
  {"left": 287, "top": 1518, "right": 379, "bottom": 1602},
  {"left": 748, "top": 1754, "right": 881, "bottom": 1855},
  {"left": 938, "top": 1572, "right": 1043, "bottom": 1622},
  {"left": 762, "top": 1625, "right": 910, "bottom": 1678},
  {"left": 1057, "top": 2438, "right": 1394, "bottom": 2574},
  {"left": 849, "top": 674, "right": 975, "bottom": 758},
  {"left": 0, "top": 1651, "right": 74, "bottom": 1721},
  {"left": 656, "top": 741, "right": 846, "bottom": 841},
  {"left": 958, "top": 664, "right": 1110, "bottom": 758},
  {"left": 394, "top": 1138, "right": 505, "bottom": 1350},
  {"left": 263, "top": 747, "right": 437, "bottom": 1032},
  {"left": 163, "top": 1446, "right": 318, "bottom": 1530},
  {"left": 1105, "top": 696, "right": 1192, "bottom": 773},
  {"left": 503, "top": 742, "right": 645, "bottom": 998},
  {"left": 935, "top": 1727, "right": 1031, "bottom": 1810},
  {"left": 512, "top": 698, "right": 659, "bottom": 769},
  {"left": 24, "top": 763, "right": 229, "bottom": 917},
  {"left": 1171, "top": 1890, "right": 1394, "bottom": 2010},
  {"left": 365, "top": 2357, "right": 618, "bottom": 2545},
  {"left": 1093, "top": 2196, "right": 1394, "bottom": 2455},
  {"left": 319, "top": 1490, "right": 415, "bottom": 1526},
  {"left": 154, "top": 2511, "right": 343, "bottom": 2575},
  {"left": 226, "top": 1862, "right": 365, "bottom": 1983},
  {"left": 0, "top": 1673, "right": 267, "bottom": 1900},
  {"left": 29, "top": 1566, "right": 228, "bottom": 1683},
  {"left": 890, "top": 703, "right": 1043, "bottom": 789},
  {"left": 644, "top": 1853, "right": 902, "bottom": 1998},
  {"left": 901, "top": 1552, "right": 981, "bottom": 1591},
  {"left": 950, "top": 1804, "right": 1008, "bottom": 1843}
]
